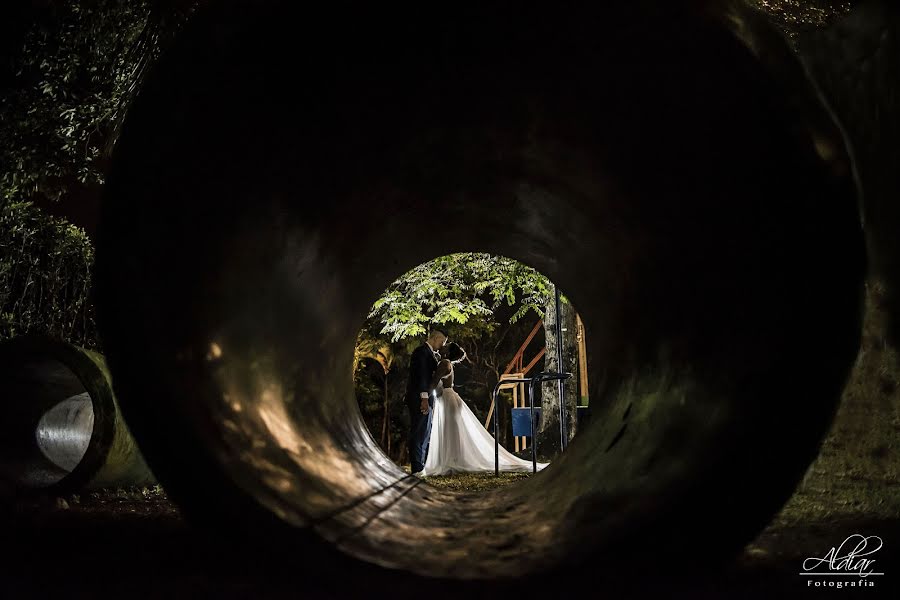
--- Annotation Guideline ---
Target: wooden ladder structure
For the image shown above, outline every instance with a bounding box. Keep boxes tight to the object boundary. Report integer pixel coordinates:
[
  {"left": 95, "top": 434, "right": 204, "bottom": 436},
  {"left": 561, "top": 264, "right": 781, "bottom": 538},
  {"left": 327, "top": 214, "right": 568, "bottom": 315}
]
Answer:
[{"left": 484, "top": 320, "right": 546, "bottom": 452}]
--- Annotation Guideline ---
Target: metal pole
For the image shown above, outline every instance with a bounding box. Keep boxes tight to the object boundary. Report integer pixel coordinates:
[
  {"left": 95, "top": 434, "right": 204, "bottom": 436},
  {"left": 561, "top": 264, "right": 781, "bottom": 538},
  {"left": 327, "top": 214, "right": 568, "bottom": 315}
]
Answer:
[
  {"left": 492, "top": 382, "right": 502, "bottom": 477},
  {"left": 491, "top": 374, "right": 567, "bottom": 476},
  {"left": 528, "top": 380, "right": 537, "bottom": 474},
  {"left": 555, "top": 286, "right": 567, "bottom": 451},
  {"left": 492, "top": 377, "right": 536, "bottom": 476}
]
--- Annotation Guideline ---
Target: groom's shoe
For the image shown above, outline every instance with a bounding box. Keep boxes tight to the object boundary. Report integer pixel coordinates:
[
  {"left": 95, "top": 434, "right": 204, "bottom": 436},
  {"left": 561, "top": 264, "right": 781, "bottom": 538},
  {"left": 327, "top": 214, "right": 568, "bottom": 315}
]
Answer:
[{"left": 411, "top": 470, "right": 425, "bottom": 479}]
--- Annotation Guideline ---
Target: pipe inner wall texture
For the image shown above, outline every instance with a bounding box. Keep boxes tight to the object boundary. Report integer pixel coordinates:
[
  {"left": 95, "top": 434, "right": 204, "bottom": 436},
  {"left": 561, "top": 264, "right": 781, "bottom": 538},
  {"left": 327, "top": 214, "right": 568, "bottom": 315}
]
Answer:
[{"left": 95, "top": 2, "right": 865, "bottom": 583}]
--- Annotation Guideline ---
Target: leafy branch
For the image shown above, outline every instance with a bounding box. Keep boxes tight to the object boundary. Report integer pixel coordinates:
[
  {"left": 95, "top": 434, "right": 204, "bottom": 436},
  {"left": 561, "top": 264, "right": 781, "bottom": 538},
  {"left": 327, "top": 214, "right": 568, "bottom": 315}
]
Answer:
[{"left": 367, "top": 253, "right": 552, "bottom": 343}]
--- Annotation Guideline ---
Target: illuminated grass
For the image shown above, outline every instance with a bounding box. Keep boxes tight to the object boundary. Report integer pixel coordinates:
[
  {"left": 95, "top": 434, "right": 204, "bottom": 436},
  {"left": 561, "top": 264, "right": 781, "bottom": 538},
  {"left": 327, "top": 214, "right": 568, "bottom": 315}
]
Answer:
[{"left": 423, "top": 472, "right": 531, "bottom": 493}]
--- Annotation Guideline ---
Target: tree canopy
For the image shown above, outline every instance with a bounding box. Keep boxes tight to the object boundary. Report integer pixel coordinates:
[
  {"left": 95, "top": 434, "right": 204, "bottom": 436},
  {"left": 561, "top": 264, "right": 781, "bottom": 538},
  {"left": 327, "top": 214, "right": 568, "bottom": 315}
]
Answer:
[
  {"left": 367, "top": 253, "right": 553, "bottom": 343},
  {"left": 357, "top": 253, "right": 557, "bottom": 462}
]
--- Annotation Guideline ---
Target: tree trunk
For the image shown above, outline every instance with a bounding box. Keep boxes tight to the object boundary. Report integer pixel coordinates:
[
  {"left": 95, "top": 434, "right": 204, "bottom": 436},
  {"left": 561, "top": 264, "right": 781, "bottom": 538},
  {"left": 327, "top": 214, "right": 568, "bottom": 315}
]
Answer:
[
  {"left": 380, "top": 375, "right": 389, "bottom": 450},
  {"left": 538, "top": 285, "right": 579, "bottom": 459}
]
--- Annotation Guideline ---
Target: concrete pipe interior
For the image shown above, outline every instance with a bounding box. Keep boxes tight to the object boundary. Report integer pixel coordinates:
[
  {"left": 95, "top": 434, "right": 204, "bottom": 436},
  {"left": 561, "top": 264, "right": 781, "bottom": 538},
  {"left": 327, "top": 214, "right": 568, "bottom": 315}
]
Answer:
[
  {"left": 0, "top": 337, "right": 153, "bottom": 495},
  {"left": 0, "top": 352, "right": 92, "bottom": 488},
  {"left": 96, "top": 2, "right": 865, "bottom": 584}
]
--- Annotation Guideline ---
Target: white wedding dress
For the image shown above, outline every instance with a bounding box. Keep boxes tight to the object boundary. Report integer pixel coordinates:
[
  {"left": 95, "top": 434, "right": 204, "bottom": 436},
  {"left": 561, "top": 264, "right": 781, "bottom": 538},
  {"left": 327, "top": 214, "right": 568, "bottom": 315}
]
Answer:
[{"left": 422, "top": 368, "right": 548, "bottom": 476}]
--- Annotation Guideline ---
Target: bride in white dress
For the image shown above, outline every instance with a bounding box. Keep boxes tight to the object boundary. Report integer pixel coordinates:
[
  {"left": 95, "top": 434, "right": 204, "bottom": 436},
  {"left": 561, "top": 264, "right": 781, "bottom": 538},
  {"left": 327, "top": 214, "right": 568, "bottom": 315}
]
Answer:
[{"left": 421, "top": 343, "right": 549, "bottom": 476}]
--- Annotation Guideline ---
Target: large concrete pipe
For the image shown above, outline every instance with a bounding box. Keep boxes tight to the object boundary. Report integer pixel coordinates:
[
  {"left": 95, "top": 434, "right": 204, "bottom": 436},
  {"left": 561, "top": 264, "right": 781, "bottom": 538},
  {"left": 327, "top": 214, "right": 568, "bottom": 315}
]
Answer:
[
  {"left": 0, "top": 336, "right": 154, "bottom": 495},
  {"left": 95, "top": 0, "right": 863, "bottom": 588},
  {"left": 792, "top": 1, "right": 900, "bottom": 343}
]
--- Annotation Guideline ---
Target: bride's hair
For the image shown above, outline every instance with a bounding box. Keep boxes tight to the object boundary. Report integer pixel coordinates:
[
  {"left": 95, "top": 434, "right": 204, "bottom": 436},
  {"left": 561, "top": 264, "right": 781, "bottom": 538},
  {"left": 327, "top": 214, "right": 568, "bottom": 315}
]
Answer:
[{"left": 445, "top": 342, "right": 465, "bottom": 363}]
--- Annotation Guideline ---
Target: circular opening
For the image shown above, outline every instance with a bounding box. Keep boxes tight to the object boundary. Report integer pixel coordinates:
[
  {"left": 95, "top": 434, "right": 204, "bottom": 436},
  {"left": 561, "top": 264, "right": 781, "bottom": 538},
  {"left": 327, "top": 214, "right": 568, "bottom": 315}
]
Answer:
[
  {"left": 0, "top": 339, "right": 154, "bottom": 495},
  {"left": 354, "top": 253, "right": 586, "bottom": 486},
  {"left": 95, "top": 1, "right": 865, "bottom": 584},
  {"left": 155, "top": 244, "right": 602, "bottom": 579},
  {"left": 0, "top": 354, "right": 96, "bottom": 489}
]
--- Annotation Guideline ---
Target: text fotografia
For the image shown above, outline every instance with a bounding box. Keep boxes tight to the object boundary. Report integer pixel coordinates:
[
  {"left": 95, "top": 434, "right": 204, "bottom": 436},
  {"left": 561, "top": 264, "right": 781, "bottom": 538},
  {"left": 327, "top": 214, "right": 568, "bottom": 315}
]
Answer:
[{"left": 801, "top": 535, "right": 884, "bottom": 589}]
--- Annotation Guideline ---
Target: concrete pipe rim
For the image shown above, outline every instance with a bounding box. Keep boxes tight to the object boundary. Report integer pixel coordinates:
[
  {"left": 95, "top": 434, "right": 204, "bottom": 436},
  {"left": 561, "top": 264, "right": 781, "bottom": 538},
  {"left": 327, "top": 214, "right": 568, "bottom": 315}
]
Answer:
[
  {"left": 95, "top": 2, "right": 865, "bottom": 584},
  {"left": 0, "top": 335, "right": 117, "bottom": 495}
]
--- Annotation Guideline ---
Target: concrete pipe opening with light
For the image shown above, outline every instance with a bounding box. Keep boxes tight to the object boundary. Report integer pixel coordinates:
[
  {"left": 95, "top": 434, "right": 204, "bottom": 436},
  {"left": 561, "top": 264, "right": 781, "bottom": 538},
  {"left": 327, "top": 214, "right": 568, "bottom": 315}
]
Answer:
[
  {"left": 95, "top": 2, "right": 864, "bottom": 587},
  {"left": 0, "top": 336, "right": 154, "bottom": 495}
]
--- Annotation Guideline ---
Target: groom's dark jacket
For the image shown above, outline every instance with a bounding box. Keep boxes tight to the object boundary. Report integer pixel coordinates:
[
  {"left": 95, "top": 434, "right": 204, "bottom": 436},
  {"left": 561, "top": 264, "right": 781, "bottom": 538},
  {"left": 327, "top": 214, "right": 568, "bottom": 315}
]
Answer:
[{"left": 405, "top": 343, "right": 439, "bottom": 407}]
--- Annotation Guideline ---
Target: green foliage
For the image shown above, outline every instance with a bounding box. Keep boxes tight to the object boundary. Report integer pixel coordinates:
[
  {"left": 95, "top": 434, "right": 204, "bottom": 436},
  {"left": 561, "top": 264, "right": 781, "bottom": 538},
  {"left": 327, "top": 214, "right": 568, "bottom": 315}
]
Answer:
[
  {"left": 357, "top": 254, "right": 554, "bottom": 462},
  {"left": 0, "top": 1, "right": 197, "bottom": 349},
  {"left": 354, "top": 360, "right": 383, "bottom": 416},
  {"left": 1, "top": 1, "right": 150, "bottom": 202},
  {"left": 0, "top": 0, "right": 197, "bottom": 205},
  {"left": 0, "top": 201, "right": 98, "bottom": 348},
  {"left": 354, "top": 322, "right": 420, "bottom": 459},
  {"left": 368, "top": 253, "right": 552, "bottom": 343}
]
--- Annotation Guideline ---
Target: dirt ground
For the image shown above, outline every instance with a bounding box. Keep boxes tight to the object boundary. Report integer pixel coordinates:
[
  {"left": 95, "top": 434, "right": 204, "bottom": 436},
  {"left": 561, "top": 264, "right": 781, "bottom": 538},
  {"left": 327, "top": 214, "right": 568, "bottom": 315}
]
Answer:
[
  {"left": 4, "top": 288, "right": 899, "bottom": 598},
  {"left": 5, "top": 440, "right": 897, "bottom": 599},
  {"left": 4, "top": 466, "right": 896, "bottom": 599}
]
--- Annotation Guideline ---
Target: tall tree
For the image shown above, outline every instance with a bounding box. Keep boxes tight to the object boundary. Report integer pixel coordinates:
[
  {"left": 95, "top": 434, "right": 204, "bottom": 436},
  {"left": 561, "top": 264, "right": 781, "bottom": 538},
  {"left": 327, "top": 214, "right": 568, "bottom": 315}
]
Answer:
[{"left": 537, "top": 284, "right": 579, "bottom": 460}]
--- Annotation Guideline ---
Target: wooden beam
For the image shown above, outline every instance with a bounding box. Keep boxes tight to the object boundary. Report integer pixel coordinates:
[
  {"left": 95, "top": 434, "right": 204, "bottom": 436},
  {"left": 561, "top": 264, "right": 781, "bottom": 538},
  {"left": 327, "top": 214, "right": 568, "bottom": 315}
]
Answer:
[
  {"left": 502, "top": 319, "right": 543, "bottom": 375},
  {"left": 513, "top": 385, "right": 520, "bottom": 452},
  {"left": 576, "top": 313, "right": 589, "bottom": 406},
  {"left": 522, "top": 346, "right": 547, "bottom": 376},
  {"left": 484, "top": 373, "right": 525, "bottom": 429}
]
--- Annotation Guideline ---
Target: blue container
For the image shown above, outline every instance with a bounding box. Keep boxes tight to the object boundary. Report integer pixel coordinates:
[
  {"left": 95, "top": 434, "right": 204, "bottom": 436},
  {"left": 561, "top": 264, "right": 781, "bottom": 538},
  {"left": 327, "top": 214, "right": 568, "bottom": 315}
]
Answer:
[
  {"left": 511, "top": 407, "right": 541, "bottom": 438},
  {"left": 511, "top": 406, "right": 592, "bottom": 438}
]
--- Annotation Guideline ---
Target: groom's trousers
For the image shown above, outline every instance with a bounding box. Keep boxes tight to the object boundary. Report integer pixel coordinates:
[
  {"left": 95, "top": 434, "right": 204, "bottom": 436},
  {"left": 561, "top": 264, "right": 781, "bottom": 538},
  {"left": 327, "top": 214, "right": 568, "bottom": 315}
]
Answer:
[{"left": 407, "top": 397, "right": 434, "bottom": 474}]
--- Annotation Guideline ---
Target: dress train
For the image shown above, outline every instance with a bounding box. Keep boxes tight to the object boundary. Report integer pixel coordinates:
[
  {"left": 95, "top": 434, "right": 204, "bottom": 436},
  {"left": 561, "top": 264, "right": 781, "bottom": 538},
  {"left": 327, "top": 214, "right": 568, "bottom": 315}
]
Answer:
[{"left": 422, "top": 387, "right": 548, "bottom": 476}]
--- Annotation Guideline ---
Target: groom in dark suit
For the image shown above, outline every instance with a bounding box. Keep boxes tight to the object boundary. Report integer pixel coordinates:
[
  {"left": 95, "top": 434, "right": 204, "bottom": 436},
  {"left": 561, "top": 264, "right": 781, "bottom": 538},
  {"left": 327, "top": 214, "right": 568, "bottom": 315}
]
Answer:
[{"left": 406, "top": 327, "right": 448, "bottom": 476}]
